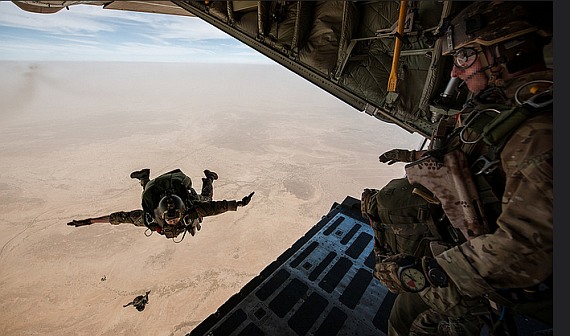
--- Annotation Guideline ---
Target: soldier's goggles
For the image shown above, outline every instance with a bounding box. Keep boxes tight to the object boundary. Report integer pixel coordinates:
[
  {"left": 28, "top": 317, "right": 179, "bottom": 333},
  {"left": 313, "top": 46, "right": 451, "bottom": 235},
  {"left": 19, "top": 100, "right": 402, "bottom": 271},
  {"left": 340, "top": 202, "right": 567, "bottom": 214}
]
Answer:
[
  {"left": 452, "top": 47, "right": 483, "bottom": 69},
  {"left": 162, "top": 209, "right": 182, "bottom": 225}
]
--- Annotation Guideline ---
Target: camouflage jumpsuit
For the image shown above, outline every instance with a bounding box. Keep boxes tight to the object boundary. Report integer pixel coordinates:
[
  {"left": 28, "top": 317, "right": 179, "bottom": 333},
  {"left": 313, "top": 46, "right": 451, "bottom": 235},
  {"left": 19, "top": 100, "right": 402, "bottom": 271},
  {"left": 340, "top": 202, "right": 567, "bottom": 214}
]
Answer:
[
  {"left": 108, "top": 169, "right": 241, "bottom": 230},
  {"left": 432, "top": 71, "right": 553, "bottom": 326},
  {"left": 409, "top": 70, "right": 553, "bottom": 333},
  {"left": 365, "top": 70, "right": 553, "bottom": 335}
]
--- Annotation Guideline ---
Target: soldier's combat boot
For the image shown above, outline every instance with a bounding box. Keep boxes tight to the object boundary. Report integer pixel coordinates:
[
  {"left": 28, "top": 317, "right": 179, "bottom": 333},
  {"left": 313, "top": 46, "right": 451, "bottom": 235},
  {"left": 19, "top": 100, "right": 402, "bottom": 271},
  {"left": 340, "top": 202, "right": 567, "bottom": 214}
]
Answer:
[
  {"left": 130, "top": 168, "right": 150, "bottom": 188},
  {"left": 201, "top": 170, "right": 217, "bottom": 201},
  {"left": 130, "top": 168, "right": 150, "bottom": 180},
  {"left": 203, "top": 170, "right": 218, "bottom": 181}
]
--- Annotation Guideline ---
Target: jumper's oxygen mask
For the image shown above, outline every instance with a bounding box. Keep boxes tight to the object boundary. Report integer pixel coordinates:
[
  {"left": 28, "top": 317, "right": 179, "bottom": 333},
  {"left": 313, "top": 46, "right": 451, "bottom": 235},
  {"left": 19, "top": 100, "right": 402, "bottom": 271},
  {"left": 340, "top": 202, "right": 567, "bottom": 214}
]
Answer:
[
  {"left": 145, "top": 193, "right": 201, "bottom": 242},
  {"left": 432, "top": 76, "right": 462, "bottom": 111},
  {"left": 161, "top": 221, "right": 186, "bottom": 240},
  {"left": 160, "top": 207, "right": 185, "bottom": 240},
  {"left": 158, "top": 214, "right": 201, "bottom": 242},
  {"left": 431, "top": 29, "right": 470, "bottom": 115},
  {"left": 431, "top": 73, "right": 470, "bottom": 119}
]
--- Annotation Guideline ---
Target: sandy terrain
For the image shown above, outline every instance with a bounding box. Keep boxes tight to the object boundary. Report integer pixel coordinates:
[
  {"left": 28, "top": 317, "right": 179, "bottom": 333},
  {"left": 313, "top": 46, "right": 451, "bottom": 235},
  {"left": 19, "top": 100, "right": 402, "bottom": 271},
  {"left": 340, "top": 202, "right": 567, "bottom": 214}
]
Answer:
[{"left": 0, "top": 61, "right": 423, "bottom": 336}]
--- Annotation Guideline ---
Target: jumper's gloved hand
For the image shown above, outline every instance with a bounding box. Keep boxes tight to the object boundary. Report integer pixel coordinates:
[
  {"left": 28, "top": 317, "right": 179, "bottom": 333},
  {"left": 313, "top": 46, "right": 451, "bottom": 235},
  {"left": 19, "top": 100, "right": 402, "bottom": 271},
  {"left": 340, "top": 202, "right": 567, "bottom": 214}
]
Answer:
[
  {"left": 238, "top": 192, "right": 255, "bottom": 207},
  {"left": 181, "top": 215, "right": 202, "bottom": 237},
  {"left": 379, "top": 149, "right": 416, "bottom": 165},
  {"left": 67, "top": 219, "right": 92, "bottom": 227},
  {"left": 189, "top": 220, "right": 202, "bottom": 237}
]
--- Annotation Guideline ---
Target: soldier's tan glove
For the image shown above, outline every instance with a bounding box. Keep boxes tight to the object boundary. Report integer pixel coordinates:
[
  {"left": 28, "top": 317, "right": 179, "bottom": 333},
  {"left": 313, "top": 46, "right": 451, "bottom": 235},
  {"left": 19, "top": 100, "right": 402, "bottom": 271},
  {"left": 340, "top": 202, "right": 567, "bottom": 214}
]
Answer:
[
  {"left": 379, "top": 149, "right": 416, "bottom": 165},
  {"left": 361, "top": 188, "right": 380, "bottom": 226},
  {"left": 374, "top": 254, "right": 412, "bottom": 293},
  {"left": 361, "top": 189, "right": 378, "bottom": 215}
]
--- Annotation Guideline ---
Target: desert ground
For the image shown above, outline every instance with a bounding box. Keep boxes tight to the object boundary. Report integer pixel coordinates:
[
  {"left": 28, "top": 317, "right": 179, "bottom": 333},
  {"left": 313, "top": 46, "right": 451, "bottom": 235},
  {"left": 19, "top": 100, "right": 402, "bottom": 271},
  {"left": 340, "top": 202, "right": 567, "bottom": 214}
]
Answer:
[{"left": 0, "top": 61, "right": 423, "bottom": 336}]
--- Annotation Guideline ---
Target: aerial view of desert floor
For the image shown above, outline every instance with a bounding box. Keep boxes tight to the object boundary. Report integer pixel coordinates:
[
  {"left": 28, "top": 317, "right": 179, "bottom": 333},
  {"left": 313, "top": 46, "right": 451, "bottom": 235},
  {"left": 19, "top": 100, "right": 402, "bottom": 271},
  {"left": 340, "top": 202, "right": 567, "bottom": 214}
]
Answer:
[{"left": 0, "top": 61, "right": 423, "bottom": 335}]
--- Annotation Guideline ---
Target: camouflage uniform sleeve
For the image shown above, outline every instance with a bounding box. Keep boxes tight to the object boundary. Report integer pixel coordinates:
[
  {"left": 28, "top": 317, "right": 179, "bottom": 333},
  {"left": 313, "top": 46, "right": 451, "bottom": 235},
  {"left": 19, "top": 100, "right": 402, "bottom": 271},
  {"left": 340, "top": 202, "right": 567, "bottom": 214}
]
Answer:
[
  {"left": 109, "top": 210, "right": 146, "bottom": 227},
  {"left": 193, "top": 200, "right": 239, "bottom": 218},
  {"left": 436, "top": 114, "right": 553, "bottom": 298}
]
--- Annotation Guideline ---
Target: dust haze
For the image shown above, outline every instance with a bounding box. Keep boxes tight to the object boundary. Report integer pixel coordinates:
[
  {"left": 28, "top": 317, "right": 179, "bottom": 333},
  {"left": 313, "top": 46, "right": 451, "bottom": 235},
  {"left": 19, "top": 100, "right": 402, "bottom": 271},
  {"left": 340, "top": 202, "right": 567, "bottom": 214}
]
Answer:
[{"left": 0, "top": 61, "right": 423, "bottom": 336}]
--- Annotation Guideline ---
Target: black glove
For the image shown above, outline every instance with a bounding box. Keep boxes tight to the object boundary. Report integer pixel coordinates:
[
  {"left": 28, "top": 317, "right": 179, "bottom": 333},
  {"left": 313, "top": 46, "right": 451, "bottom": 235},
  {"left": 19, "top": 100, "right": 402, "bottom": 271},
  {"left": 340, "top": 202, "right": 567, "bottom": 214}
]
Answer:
[
  {"left": 421, "top": 256, "right": 449, "bottom": 288},
  {"left": 67, "top": 219, "right": 92, "bottom": 227},
  {"left": 187, "top": 218, "right": 201, "bottom": 237},
  {"left": 378, "top": 149, "right": 416, "bottom": 165},
  {"left": 238, "top": 192, "right": 255, "bottom": 207}
]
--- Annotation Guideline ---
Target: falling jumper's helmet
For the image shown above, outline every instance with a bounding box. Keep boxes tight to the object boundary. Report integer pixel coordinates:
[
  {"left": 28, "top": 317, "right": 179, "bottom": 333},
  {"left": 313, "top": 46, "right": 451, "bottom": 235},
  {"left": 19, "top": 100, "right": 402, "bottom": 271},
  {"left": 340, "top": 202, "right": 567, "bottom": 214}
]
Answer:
[{"left": 157, "top": 194, "right": 186, "bottom": 225}]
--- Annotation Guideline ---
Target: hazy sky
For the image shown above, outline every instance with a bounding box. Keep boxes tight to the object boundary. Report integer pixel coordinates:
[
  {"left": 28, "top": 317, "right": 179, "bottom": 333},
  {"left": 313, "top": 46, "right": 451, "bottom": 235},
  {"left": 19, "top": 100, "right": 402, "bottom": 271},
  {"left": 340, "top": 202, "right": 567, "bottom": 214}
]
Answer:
[{"left": 0, "top": 1, "right": 270, "bottom": 63}]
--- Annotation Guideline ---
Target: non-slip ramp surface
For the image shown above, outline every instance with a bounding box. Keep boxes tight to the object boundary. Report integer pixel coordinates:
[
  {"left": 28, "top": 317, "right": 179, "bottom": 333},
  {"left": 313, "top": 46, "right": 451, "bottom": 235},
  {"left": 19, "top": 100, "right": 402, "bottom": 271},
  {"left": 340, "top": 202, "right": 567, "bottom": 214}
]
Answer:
[{"left": 189, "top": 196, "right": 396, "bottom": 336}]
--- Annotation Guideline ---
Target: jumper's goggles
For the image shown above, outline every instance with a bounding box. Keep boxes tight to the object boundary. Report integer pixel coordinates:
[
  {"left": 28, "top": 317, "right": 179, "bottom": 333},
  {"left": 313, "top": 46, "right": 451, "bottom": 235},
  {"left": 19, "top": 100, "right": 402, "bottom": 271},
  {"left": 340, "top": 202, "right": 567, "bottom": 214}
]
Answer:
[{"left": 162, "top": 209, "right": 182, "bottom": 225}]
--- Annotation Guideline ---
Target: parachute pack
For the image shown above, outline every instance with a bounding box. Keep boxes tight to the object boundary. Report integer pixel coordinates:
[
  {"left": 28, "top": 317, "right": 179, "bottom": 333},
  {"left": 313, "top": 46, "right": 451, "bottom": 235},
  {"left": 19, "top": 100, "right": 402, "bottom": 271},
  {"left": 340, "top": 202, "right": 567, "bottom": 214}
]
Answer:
[{"left": 367, "top": 178, "right": 447, "bottom": 259}]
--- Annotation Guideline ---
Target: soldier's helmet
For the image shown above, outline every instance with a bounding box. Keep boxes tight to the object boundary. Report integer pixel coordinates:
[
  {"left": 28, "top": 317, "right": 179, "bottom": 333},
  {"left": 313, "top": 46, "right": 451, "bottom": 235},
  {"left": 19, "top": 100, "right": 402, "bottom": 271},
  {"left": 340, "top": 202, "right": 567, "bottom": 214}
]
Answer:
[
  {"left": 157, "top": 194, "right": 186, "bottom": 225},
  {"left": 441, "top": 1, "right": 552, "bottom": 73}
]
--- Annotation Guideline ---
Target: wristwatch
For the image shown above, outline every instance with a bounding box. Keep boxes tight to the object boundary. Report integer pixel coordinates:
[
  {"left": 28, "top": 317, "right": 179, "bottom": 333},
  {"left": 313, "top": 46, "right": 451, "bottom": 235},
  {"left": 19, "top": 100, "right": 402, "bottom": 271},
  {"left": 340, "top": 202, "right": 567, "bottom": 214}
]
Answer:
[
  {"left": 397, "top": 263, "right": 427, "bottom": 293},
  {"left": 425, "top": 258, "right": 449, "bottom": 287}
]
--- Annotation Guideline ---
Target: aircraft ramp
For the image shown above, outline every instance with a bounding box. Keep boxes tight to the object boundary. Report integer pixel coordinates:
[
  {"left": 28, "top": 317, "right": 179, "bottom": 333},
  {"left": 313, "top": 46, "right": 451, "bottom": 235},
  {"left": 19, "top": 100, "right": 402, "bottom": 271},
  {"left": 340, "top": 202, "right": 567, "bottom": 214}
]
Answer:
[{"left": 188, "top": 196, "right": 395, "bottom": 336}]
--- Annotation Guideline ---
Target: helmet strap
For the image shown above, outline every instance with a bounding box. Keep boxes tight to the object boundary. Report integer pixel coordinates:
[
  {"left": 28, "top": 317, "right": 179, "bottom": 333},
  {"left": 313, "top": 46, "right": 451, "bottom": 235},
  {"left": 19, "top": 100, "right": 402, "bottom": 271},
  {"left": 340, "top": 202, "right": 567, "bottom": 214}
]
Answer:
[
  {"left": 477, "top": 46, "right": 505, "bottom": 88},
  {"left": 460, "top": 59, "right": 495, "bottom": 87}
]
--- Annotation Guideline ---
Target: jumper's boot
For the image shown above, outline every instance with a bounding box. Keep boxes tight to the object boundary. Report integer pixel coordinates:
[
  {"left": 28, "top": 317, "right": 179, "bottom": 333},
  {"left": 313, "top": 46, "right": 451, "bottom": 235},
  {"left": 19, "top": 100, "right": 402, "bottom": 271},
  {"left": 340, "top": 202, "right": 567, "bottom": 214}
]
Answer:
[
  {"left": 130, "top": 168, "right": 150, "bottom": 189},
  {"left": 203, "top": 170, "right": 218, "bottom": 181},
  {"left": 201, "top": 170, "right": 218, "bottom": 201}
]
